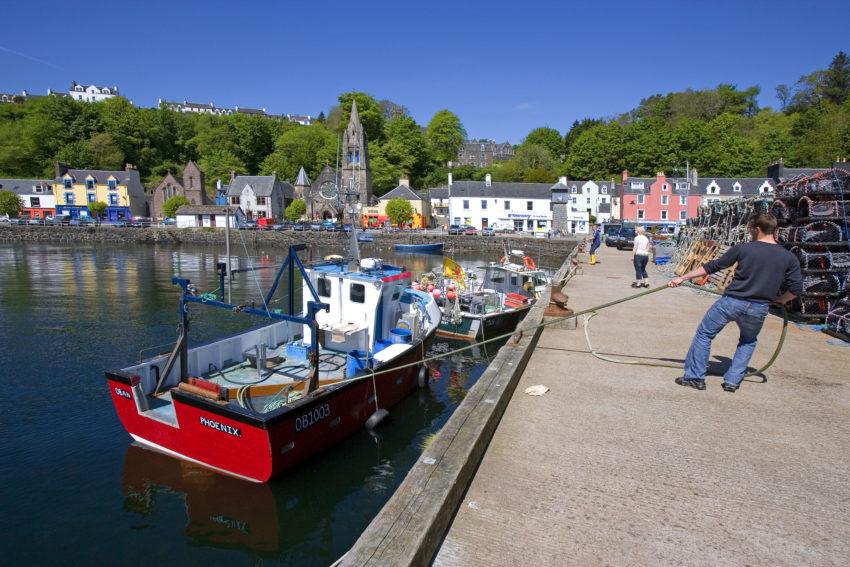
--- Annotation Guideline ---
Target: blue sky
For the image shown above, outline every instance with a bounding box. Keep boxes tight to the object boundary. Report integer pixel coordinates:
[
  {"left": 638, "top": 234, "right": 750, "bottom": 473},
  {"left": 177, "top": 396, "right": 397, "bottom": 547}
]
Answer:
[{"left": 1, "top": 0, "right": 847, "bottom": 143}]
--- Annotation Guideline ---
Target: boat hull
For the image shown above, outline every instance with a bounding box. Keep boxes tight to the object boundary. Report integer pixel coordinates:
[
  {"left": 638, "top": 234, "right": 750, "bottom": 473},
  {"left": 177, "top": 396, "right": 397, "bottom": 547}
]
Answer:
[
  {"left": 394, "top": 243, "right": 444, "bottom": 253},
  {"left": 107, "top": 330, "right": 435, "bottom": 483},
  {"left": 437, "top": 305, "right": 531, "bottom": 341}
]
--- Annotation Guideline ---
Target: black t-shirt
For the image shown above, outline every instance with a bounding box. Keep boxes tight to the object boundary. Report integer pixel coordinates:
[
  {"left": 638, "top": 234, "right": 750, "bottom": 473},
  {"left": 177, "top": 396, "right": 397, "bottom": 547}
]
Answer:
[{"left": 703, "top": 241, "right": 803, "bottom": 303}]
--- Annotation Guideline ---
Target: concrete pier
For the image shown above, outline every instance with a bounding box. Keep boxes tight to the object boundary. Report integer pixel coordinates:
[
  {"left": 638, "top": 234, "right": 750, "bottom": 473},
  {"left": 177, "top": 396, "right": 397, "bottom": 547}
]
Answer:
[{"left": 434, "top": 246, "right": 850, "bottom": 566}]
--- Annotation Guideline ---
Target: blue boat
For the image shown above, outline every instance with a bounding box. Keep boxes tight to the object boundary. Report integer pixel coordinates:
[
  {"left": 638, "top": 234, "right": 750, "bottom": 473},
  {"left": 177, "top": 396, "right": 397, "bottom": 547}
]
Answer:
[
  {"left": 357, "top": 232, "right": 374, "bottom": 243},
  {"left": 394, "top": 242, "right": 444, "bottom": 254}
]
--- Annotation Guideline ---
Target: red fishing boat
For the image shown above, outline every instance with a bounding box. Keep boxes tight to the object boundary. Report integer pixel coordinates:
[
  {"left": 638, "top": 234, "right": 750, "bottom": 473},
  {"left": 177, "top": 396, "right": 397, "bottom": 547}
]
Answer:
[{"left": 106, "top": 245, "right": 441, "bottom": 482}]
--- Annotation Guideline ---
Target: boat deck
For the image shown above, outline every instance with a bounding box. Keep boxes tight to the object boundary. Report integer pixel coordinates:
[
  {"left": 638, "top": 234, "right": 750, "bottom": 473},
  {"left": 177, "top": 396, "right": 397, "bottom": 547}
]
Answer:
[{"left": 203, "top": 346, "right": 348, "bottom": 389}]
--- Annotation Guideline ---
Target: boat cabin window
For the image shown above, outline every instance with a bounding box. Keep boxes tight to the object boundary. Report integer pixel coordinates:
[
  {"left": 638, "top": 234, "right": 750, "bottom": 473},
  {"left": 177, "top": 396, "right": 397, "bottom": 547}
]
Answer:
[
  {"left": 510, "top": 274, "right": 518, "bottom": 286},
  {"left": 489, "top": 272, "right": 505, "bottom": 284},
  {"left": 350, "top": 283, "right": 365, "bottom": 303},
  {"left": 318, "top": 277, "right": 332, "bottom": 298}
]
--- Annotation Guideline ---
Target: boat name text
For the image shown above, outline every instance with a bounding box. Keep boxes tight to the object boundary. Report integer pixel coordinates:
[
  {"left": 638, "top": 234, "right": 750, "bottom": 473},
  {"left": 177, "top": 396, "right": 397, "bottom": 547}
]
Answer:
[
  {"left": 295, "top": 404, "right": 331, "bottom": 432},
  {"left": 199, "top": 416, "right": 242, "bottom": 437},
  {"left": 114, "top": 387, "right": 132, "bottom": 399}
]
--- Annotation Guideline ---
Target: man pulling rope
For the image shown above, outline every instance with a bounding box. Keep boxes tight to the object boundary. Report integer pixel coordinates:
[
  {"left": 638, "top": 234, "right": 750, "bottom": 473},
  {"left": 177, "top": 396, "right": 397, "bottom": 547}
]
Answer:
[{"left": 668, "top": 213, "right": 803, "bottom": 392}]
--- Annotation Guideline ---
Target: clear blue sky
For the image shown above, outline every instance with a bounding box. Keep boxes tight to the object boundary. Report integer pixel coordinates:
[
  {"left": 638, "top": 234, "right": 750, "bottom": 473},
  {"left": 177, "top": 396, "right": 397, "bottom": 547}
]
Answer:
[{"left": 1, "top": 0, "right": 847, "bottom": 143}]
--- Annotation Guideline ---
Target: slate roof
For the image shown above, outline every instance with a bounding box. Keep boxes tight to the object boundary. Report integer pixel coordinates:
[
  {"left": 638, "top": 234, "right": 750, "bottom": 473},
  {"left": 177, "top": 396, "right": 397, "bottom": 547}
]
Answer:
[
  {"left": 0, "top": 178, "right": 52, "bottom": 194},
  {"left": 176, "top": 205, "right": 243, "bottom": 216},
  {"left": 428, "top": 187, "right": 449, "bottom": 200},
  {"left": 227, "top": 175, "right": 294, "bottom": 199},
  {"left": 56, "top": 168, "right": 139, "bottom": 184},
  {"left": 447, "top": 180, "right": 555, "bottom": 200},
  {"left": 295, "top": 167, "right": 311, "bottom": 186},
  {"left": 550, "top": 179, "right": 618, "bottom": 193},
  {"left": 236, "top": 107, "right": 266, "bottom": 115},
  {"left": 696, "top": 177, "right": 775, "bottom": 195},
  {"left": 379, "top": 184, "right": 424, "bottom": 201}
]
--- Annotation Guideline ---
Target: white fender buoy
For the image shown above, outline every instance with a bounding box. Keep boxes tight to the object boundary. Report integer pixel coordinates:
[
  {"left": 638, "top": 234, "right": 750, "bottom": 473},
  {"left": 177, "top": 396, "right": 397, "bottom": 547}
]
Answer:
[
  {"left": 365, "top": 408, "right": 389, "bottom": 429},
  {"left": 418, "top": 365, "right": 428, "bottom": 388}
]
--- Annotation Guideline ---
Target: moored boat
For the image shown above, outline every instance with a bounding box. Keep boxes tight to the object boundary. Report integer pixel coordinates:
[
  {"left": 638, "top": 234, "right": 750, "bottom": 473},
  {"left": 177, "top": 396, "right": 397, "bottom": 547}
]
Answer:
[
  {"left": 105, "top": 246, "right": 441, "bottom": 482},
  {"left": 435, "top": 251, "right": 550, "bottom": 341},
  {"left": 394, "top": 242, "right": 444, "bottom": 254}
]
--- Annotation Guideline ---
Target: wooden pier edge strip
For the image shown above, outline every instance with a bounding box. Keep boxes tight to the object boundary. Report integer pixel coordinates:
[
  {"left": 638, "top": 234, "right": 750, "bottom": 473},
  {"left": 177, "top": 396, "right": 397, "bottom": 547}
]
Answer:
[{"left": 340, "top": 248, "right": 576, "bottom": 567}]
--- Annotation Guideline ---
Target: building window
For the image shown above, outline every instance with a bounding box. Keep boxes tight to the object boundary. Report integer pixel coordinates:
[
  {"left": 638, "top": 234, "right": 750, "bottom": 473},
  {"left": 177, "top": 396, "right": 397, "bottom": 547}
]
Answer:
[
  {"left": 109, "top": 194, "right": 118, "bottom": 205},
  {"left": 526, "top": 201, "right": 533, "bottom": 211},
  {"left": 661, "top": 195, "right": 669, "bottom": 205},
  {"left": 733, "top": 183, "right": 741, "bottom": 192},
  {"left": 601, "top": 197, "right": 607, "bottom": 204},
  {"left": 586, "top": 197, "right": 591, "bottom": 204},
  {"left": 630, "top": 182, "right": 644, "bottom": 190},
  {"left": 662, "top": 183, "right": 668, "bottom": 191},
  {"left": 481, "top": 200, "right": 487, "bottom": 209},
  {"left": 453, "top": 217, "right": 460, "bottom": 224},
  {"left": 64, "top": 178, "right": 73, "bottom": 189},
  {"left": 257, "top": 197, "right": 266, "bottom": 205},
  {"left": 108, "top": 179, "right": 117, "bottom": 190},
  {"left": 570, "top": 186, "right": 577, "bottom": 194},
  {"left": 317, "top": 278, "right": 331, "bottom": 298},
  {"left": 526, "top": 219, "right": 533, "bottom": 230},
  {"left": 680, "top": 210, "right": 687, "bottom": 220},
  {"left": 637, "top": 194, "right": 645, "bottom": 204},
  {"left": 679, "top": 196, "right": 687, "bottom": 205},
  {"left": 637, "top": 209, "right": 645, "bottom": 219},
  {"left": 86, "top": 179, "right": 95, "bottom": 190},
  {"left": 463, "top": 200, "right": 469, "bottom": 210},
  {"left": 87, "top": 193, "right": 96, "bottom": 203},
  {"left": 601, "top": 186, "right": 608, "bottom": 194},
  {"left": 350, "top": 283, "right": 365, "bottom": 303},
  {"left": 504, "top": 200, "right": 510, "bottom": 210},
  {"left": 65, "top": 192, "right": 75, "bottom": 205},
  {"left": 571, "top": 197, "right": 577, "bottom": 204},
  {"left": 661, "top": 210, "right": 668, "bottom": 220},
  {"left": 230, "top": 197, "right": 239, "bottom": 205},
  {"left": 31, "top": 197, "right": 40, "bottom": 208}
]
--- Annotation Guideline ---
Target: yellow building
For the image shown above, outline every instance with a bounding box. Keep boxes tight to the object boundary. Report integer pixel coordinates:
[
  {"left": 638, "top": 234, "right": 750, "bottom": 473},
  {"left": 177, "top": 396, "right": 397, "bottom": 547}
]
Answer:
[
  {"left": 366, "top": 178, "right": 431, "bottom": 228},
  {"left": 53, "top": 164, "right": 147, "bottom": 221}
]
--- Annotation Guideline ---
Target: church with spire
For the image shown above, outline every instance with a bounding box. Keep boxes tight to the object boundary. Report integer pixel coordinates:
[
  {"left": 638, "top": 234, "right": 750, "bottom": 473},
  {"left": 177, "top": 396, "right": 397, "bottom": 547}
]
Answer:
[{"left": 300, "top": 100, "right": 373, "bottom": 220}]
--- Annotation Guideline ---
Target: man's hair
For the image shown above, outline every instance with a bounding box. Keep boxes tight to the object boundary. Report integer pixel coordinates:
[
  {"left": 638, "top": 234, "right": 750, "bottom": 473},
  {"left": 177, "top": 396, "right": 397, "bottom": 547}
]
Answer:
[{"left": 749, "top": 213, "right": 777, "bottom": 235}]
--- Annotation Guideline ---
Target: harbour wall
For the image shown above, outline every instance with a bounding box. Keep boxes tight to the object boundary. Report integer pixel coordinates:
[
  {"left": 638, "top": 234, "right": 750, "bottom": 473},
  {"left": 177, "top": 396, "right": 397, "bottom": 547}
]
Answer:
[
  {"left": 0, "top": 225, "right": 578, "bottom": 256},
  {"left": 339, "top": 245, "right": 579, "bottom": 566}
]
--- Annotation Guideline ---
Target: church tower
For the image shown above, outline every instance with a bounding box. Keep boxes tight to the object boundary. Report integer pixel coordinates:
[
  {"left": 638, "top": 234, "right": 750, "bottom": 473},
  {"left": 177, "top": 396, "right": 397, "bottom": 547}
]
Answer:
[{"left": 341, "top": 100, "right": 372, "bottom": 205}]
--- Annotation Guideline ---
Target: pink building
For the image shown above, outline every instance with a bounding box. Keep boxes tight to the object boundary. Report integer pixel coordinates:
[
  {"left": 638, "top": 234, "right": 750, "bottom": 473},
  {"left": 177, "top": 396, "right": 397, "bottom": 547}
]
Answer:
[{"left": 619, "top": 170, "right": 701, "bottom": 223}]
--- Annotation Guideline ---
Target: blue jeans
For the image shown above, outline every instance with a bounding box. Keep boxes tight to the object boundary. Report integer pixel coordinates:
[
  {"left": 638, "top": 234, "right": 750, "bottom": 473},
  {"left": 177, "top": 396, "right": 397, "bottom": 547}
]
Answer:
[
  {"left": 684, "top": 295, "right": 769, "bottom": 386},
  {"left": 633, "top": 255, "right": 648, "bottom": 280}
]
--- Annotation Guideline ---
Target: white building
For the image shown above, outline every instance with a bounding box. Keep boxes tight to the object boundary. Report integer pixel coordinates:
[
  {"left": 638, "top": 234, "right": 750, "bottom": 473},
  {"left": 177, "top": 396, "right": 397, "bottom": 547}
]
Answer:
[
  {"left": 696, "top": 176, "right": 775, "bottom": 205},
  {"left": 69, "top": 82, "right": 119, "bottom": 103},
  {"left": 446, "top": 174, "right": 553, "bottom": 233},
  {"left": 175, "top": 205, "right": 244, "bottom": 228},
  {"left": 549, "top": 177, "right": 616, "bottom": 221},
  {"left": 226, "top": 174, "right": 293, "bottom": 221}
]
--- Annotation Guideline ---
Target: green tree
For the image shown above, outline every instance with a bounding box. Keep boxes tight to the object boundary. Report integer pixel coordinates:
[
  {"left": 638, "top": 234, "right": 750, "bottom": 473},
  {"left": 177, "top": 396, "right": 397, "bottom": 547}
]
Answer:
[
  {"left": 336, "top": 92, "right": 386, "bottom": 143},
  {"left": 260, "top": 123, "right": 337, "bottom": 181},
  {"left": 163, "top": 195, "right": 190, "bottom": 218},
  {"left": 0, "top": 190, "right": 22, "bottom": 217},
  {"left": 522, "top": 127, "right": 563, "bottom": 160},
  {"left": 88, "top": 133, "right": 125, "bottom": 169},
  {"left": 198, "top": 149, "right": 245, "bottom": 187},
  {"left": 285, "top": 198, "right": 307, "bottom": 221},
  {"left": 823, "top": 51, "right": 850, "bottom": 105},
  {"left": 385, "top": 198, "right": 413, "bottom": 227},
  {"left": 425, "top": 110, "right": 466, "bottom": 166},
  {"left": 514, "top": 143, "right": 555, "bottom": 172},
  {"left": 54, "top": 140, "right": 96, "bottom": 169},
  {"left": 371, "top": 115, "right": 430, "bottom": 194},
  {"left": 88, "top": 200, "right": 107, "bottom": 220}
]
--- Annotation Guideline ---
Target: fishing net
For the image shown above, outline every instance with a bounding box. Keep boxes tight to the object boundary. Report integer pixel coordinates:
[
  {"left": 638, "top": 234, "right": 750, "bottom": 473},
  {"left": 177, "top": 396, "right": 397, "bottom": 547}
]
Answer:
[
  {"left": 791, "top": 247, "right": 850, "bottom": 271},
  {"left": 779, "top": 221, "right": 845, "bottom": 244},
  {"left": 797, "top": 196, "right": 850, "bottom": 220},
  {"left": 825, "top": 298, "right": 850, "bottom": 336},
  {"left": 797, "top": 296, "right": 838, "bottom": 318},
  {"left": 801, "top": 274, "right": 846, "bottom": 295},
  {"left": 770, "top": 199, "right": 794, "bottom": 223}
]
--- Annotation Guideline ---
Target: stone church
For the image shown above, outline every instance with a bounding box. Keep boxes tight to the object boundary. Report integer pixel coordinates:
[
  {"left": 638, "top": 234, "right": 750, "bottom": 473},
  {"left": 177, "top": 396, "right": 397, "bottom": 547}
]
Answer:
[
  {"left": 150, "top": 161, "right": 208, "bottom": 219},
  {"left": 298, "top": 100, "right": 373, "bottom": 220}
]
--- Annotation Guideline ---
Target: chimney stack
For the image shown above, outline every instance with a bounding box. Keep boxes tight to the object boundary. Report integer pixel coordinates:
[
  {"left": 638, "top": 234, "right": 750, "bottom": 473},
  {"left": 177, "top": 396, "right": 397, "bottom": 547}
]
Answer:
[
  {"left": 448, "top": 172, "right": 453, "bottom": 187},
  {"left": 622, "top": 169, "right": 629, "bottom": 183},
  {"left": 559, "top": 176, "right": 567, "bottom": 185},
  {"left": 485, "top": 173, "right": 492, "bottom": 187},
  {"left": 399, "top": 176, "right": 410, "bottom": 187}
]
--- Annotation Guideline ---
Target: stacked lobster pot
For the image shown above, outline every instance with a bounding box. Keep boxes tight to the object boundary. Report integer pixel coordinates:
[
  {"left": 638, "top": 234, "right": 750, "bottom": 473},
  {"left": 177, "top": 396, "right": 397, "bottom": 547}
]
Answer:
[{"left": 772, "top": 169, "right": 850, "bottom": 330}]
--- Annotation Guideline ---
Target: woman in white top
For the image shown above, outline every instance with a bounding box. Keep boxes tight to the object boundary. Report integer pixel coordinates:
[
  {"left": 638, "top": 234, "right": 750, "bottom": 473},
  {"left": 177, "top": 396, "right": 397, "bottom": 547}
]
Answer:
[{"left": 632, "top": 226, "right": 651, "bottom": 288}]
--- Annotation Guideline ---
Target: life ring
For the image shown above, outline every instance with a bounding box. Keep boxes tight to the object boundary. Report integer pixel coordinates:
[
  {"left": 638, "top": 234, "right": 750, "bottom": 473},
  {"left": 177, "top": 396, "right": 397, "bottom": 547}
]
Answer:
[
  {"left": 499, "top": 256, "right": 508, "bottom": 265},
  {"left": 523, "top": 256, "right": 537, "bottom": 270}
]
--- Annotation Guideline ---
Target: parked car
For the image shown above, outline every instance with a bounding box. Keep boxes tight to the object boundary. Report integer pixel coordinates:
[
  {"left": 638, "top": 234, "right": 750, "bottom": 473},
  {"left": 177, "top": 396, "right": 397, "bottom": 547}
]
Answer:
[
  {"left": 109, "top": 220, "right": 128, "bottom": 228},
  {"left": 239, "top": 220, "right": 258, "bottom": 230},
  {"left": 309, "top": 223, "right": 322, "bottom": 231},
  {"left": 0, "top": 214, "right": 11, "bottom": 224},
  {"left": 49, "top": 216, "right": 70, "bottom": 225},
  {"left": 447, "top": 224, "right": 464, "bottom": 235},
  {"left": 70, "top": 216, "right": 98, "bottom": 226},
  {"left": 604, "top": 224, "right": 622, "bottom": 247},
  {"left": 481, "top": 227, "right": 495, "bottom": 237},
  {"left": 342, "top": 224, "right": 353, "bottom": 233},
  {"left": 160, "top": 218, "right": 177, "bottom": 226},
  {"left": 292, "top": 222, "right": 306, "bottom": 231},
  {"left": 130, "top": 216, "right": 152, "bottom": 228},
  {"left": 462, "top": 225, "right": 478, "bottom": 236},
  {"left": 616, "top": 226, "right": 637, "bottom": 250}
]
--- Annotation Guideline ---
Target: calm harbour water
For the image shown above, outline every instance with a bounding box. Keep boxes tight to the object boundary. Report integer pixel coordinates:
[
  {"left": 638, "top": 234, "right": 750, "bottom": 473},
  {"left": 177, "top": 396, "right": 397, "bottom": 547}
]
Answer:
[{"left": 0, "top": 241, "right": 538, "bottom": 566}]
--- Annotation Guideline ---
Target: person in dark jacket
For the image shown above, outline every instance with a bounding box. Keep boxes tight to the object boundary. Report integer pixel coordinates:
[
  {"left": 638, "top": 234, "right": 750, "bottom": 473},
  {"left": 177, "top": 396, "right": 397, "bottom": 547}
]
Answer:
[
  {"left": 588, "top": 224, "right": 602, "bottom": 265},
  {"left": 668, "top": 213, "right": 803, "bottom": 392}
]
